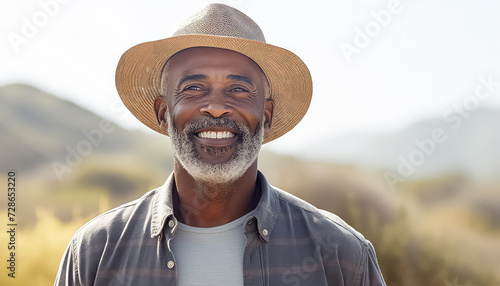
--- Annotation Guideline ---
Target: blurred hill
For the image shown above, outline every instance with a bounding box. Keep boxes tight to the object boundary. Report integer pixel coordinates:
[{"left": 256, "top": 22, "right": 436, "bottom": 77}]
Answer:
[
  {"left": 0, "top": 83, "right": 176, "bottom": 221},
  {"left": 0, "top": 83, "right": 173, "bottom": 175},
  {"left": 0, "top": 83, "right": 499, "bottom": 285},
  {"left": 303, "top": 108, "right": 500, "bottom": 179},
  {"left": 3, "top": 83, "right": 499, "bottom": 181}
]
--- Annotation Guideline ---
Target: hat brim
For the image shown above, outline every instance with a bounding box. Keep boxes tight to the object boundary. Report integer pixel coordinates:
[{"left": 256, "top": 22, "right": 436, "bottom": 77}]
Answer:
[{"left": 115, "top": 34, "right": 312, "bottom": 144}]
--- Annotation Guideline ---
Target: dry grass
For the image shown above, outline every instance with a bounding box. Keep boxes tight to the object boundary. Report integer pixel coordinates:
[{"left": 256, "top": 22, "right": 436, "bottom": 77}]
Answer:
[
  {"left": 1, "top": 155, "right": 498, "bottom": 285},
  {"left": 0, "top": 209, "right": 90, "bottom": 286}
]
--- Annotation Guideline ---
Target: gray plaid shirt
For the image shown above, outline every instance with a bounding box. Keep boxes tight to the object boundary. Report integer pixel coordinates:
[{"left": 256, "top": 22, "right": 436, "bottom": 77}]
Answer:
[{"left": 55, "top": 171, "right": 386, "bottom": 286}]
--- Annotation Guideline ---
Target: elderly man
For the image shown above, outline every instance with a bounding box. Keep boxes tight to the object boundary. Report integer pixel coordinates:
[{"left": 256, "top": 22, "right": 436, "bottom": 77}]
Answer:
[{"left": 55, "top": 4, "right": 386, "bottom": 286}]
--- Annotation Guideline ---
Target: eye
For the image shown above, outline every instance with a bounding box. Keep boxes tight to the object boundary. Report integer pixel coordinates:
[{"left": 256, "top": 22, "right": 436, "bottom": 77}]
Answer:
[
  {"left": 184, "top": 85, "right": 203, "bottom": 91},
  {"left": 229, "top": 87, "right": 249, "bottom": 92},
  {"left": 176, "top": 84, "right": 206, "bottom": 98}
]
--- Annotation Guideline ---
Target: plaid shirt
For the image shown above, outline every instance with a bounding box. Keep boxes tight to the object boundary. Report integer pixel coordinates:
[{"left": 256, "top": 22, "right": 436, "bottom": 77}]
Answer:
[{"left": 55, "top": 171, "right": 386, "bottom": 286}]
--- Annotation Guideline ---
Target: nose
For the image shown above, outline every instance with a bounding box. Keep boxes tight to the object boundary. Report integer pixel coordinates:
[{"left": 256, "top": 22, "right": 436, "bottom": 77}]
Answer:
[{"left": 199, "top": 90, "right": 233, "bottom": 118}]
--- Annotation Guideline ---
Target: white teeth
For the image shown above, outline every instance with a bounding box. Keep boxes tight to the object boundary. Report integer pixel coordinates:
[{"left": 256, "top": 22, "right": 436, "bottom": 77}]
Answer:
[{"left": 198, "top": 131, "right": 235, "bottom": 139}]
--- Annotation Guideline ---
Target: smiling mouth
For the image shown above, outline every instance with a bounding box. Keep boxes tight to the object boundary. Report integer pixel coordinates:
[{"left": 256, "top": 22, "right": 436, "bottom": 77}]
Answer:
[{"left": 197, "top": 131, "right": 236, "bottom": 139}]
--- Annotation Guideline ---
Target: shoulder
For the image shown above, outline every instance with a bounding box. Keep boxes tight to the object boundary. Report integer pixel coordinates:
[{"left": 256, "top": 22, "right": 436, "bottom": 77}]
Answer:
[
  {"left": 57, "top": 189, "right": 160, "bottom": 285},
  {"left": 269, "top": 185, "right": 386, "bottom": 285},
  {"left": 271, "top": 185, "right": 370, "bottom": 253}
]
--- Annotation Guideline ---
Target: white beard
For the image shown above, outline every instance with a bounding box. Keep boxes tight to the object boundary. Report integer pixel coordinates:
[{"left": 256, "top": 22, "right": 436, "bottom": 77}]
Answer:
[{"left": 167, "top": 112, "right": 264, "bottom": 185}]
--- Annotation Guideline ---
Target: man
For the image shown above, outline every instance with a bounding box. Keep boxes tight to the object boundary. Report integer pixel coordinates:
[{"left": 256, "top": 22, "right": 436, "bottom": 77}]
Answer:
[{"left": 55, "top": 3, "right": 386, "bottom": 286}]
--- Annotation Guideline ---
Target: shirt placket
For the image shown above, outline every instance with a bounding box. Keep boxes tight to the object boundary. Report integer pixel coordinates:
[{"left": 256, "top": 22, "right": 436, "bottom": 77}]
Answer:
[
  {"left": 160, "top": 216, "right": 178, "bottom": 285},
  {"left": 243, "top": 217, "right": 266, "bottom": 286}
]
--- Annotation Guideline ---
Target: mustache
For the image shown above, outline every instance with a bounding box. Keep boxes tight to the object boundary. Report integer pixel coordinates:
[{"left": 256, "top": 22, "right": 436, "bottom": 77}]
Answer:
[{"left": 181, "top": 117, "right": 251, "bottom": 135}]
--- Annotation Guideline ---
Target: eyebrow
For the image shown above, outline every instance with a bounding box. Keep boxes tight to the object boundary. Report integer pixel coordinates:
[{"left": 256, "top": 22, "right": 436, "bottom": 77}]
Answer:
[
  {"left": 178, "top": 74, "right": 207, "bottom": 86},
  {"left": 178, "top": 74, "right": 255, "bottom": 86},
  {"left": 227, "top": 74, "right": 254, "bottom": 86}
]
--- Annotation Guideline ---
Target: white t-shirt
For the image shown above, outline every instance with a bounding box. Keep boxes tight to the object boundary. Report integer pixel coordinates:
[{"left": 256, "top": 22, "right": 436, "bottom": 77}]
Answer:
[{"left": 170, "top": 214, "right": 251, "bottom": 286}]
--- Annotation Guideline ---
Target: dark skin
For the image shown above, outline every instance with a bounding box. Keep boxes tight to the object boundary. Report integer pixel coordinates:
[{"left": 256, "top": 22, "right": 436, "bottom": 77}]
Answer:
[{"left": 154, "top": 47, "right": 274, "bottom": 227}]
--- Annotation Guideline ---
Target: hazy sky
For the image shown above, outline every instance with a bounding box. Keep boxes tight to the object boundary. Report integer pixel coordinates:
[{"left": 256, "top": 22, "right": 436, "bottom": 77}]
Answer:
[{"left": 2, "top": 0, "right": 500, "bottom": 154}]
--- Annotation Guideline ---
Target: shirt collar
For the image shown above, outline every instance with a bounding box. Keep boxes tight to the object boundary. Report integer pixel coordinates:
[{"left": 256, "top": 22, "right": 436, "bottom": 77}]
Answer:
[
  {"left": 150, "top": 171, "right": 278, "bottom": 242},
  {"left": 150, "top": 173, "right": 175, "bottom": 238},
  {"left": 247, "top": 171, "right": 278, "bottom": 242}
]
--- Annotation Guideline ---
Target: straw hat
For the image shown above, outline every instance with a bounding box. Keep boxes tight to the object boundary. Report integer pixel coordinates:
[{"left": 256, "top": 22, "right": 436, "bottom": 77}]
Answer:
[{"left": 115, "top": 3, "right": 312, "bottom": 143}]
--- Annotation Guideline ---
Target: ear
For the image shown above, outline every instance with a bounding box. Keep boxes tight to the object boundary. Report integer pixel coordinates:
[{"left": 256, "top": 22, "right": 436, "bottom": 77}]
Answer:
[
  {"left": 264, "top": 99, "right": 274, "bottom": 130},
  {"left": 154, "top": 97, "right": 169, "bottom": 135}
]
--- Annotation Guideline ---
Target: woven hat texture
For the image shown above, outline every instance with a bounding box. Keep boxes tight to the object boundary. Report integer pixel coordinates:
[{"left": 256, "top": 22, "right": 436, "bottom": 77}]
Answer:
[{"left": 115, "top": 3, "right": 312, "bottom": 143}]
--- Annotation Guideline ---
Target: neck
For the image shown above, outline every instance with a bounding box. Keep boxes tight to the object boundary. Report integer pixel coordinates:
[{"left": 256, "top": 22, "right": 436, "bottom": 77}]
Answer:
[{"left": 172, "top": 159, "right": 260, "bottom": 227}]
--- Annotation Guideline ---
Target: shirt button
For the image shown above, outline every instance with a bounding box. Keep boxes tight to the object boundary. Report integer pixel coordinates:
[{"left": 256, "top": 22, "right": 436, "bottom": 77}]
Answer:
[
  {"left": 167, "top": 261, "right": 175, "bottom": 269},
  {"left": 262, "top": 229, "right": 268, "bottom": 236},
  {"left": 168, "top": 220, "right": 175, "bottom": 228}
]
